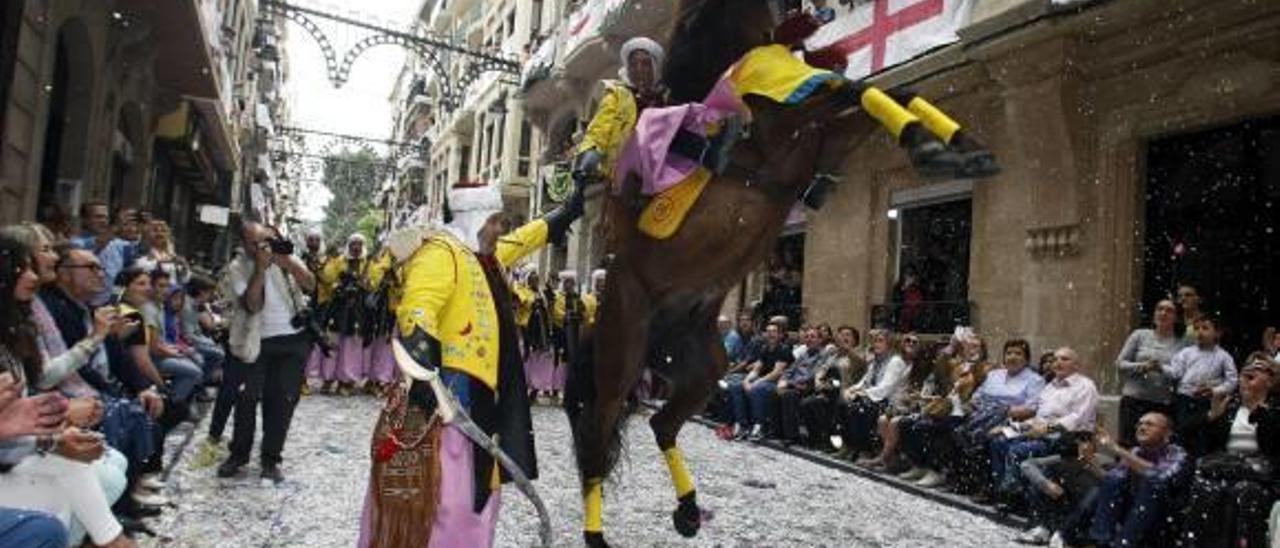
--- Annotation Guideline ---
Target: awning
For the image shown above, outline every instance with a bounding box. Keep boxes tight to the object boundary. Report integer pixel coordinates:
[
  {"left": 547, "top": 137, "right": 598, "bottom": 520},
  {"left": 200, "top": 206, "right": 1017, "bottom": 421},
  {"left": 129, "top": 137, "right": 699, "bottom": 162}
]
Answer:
[{"left": 188, "top": 97, "right": 239, "bottom": 172}]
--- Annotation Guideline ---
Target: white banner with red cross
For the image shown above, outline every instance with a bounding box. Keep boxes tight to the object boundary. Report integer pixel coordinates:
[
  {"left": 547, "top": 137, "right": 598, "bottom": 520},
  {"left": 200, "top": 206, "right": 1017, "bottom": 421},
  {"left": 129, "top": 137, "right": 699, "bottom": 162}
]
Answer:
[{"left": 804, "top": 0, "right": 976, "bottom": 81}]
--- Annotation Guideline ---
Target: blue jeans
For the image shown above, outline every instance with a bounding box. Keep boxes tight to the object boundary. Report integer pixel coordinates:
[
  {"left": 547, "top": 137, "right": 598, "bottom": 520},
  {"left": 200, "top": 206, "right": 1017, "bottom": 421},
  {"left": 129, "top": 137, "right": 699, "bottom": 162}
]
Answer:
[
  {"left": 989, "top": 436, "right": 1051, "bottom": 495},
  {"left": 747, "top": 380, "right": 779, "bottom": 431},
  {"left": 156, "top": 356, "right": 203, "bottom": 402},
  {"left": 727, "top": 379, "right": 776, "bottom": 429},
  {"left": 191, "top": 334, "right": 226, "bottom": 381},
  {"left": 1090, "top": 471, "right": 1172, "bottom": 546},
  {"left": 0, "top": 508, "right": 67, "bottom": 548}
]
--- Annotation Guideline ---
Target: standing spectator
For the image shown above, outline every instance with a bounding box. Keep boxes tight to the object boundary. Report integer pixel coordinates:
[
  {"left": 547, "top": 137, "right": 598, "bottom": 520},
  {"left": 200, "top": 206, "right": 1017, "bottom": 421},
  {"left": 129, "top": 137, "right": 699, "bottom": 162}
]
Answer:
[
  {"left": 1087, "top": 412, "right": 1187, "bottom": 547},
  {"left": 989, "top": 347, "right": 1099, "bottom": 501},
  {"left": 1114, "top": 298, "right": 1183, "bottom": 447},
  {"left": 1176, "top": 283, "right": 1204, "bottom": 342},
  {"left": 215, "top": 222, "right": 315, "bottom": 484},
  {"left": 837, "top": 329, "right": 910, "bottom": 461},
  {"left": 1179, "top": 354, "right": 1280, "bottom": 547},
  {"left": 71, "top": 202, "right": 112, "bottom": 254},
  {"left": 727, "top": 322, "right": 793, "bottom": 440},
  {"left": 1163, "top": 315, "right": 1238, "bottom": 457}
]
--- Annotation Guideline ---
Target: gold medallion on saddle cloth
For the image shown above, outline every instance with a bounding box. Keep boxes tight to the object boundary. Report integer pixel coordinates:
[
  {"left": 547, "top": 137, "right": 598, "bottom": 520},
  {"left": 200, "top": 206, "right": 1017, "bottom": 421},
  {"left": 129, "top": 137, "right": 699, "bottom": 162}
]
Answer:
[{"left": 638, "top": 168, "right": 713, "bottom": 239}]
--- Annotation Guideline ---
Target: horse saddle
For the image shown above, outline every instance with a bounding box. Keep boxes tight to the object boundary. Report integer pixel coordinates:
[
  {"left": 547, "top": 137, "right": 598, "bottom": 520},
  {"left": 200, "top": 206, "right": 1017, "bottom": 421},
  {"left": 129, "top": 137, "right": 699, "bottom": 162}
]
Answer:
[{"left": 638, "top": 168, "right": 712, "bottom": 239}]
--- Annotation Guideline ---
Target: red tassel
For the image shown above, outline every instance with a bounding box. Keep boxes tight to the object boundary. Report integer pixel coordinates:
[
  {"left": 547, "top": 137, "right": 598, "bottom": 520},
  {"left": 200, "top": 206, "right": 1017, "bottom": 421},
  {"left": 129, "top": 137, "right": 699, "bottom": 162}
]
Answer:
[
  {"left": 774, "top": 13, "right": 822, "bottom": 48},
  {"left": 375, "top": 433, "right": 401, "bottom": 463}
]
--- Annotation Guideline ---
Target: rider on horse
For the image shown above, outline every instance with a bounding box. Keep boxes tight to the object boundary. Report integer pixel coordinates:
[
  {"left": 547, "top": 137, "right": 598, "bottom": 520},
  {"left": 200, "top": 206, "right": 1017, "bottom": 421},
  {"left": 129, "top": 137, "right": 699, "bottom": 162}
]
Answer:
[{"left": 572, "top": 37, "right": 745, "bottom": 191}]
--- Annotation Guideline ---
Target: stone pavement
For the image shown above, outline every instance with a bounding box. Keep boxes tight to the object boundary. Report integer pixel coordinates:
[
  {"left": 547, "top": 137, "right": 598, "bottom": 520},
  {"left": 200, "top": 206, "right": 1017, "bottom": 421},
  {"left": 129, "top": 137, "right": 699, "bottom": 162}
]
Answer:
[{"left": 143, "top": 395, "right": 1021, "bottom": 547}]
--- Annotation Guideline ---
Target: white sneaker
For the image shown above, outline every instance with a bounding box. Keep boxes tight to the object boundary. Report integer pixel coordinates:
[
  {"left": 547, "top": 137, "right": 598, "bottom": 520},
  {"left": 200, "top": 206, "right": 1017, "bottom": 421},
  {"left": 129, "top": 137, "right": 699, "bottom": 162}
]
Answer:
[
  {"left": 132, "top": 490, "right": 169, "bottom": 507},
  {"left": 896, "top": 467, "right": 927, "bottom": 481},
  {"left": 914, "top": 470, "right": 946, "bottom": 488},
  {"left": 1016, "top": 526, "right": 1051, "bottom": 545},
  {"left": 1048, "top": 531, "right": 1064, "bottom": 548}
]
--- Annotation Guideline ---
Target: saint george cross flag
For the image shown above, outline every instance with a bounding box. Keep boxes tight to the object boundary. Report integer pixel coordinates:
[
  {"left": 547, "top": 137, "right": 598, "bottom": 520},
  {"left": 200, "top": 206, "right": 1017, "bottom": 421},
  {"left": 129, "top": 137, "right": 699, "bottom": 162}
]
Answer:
[{"left": 804, "top": 0, "right": 977, "bottom": 80}]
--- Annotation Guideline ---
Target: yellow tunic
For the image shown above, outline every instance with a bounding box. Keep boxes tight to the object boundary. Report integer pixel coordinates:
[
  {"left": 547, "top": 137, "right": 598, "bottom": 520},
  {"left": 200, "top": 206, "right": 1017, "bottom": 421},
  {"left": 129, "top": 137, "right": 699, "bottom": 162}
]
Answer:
[
  {"left": 513, "top": 283, "right": 536, "bottom": 328},
  {"left": 576, "top": 81, "right": 638, "bottom": 180},
  {"left": 396, "top": 220, "right": 550, "bottom": 390},
  {"left": 316, "top": 256, "right": 346, "bottom": 304},
  {"left": 583, "top": 293, "right": 599, "bottom": 328}
]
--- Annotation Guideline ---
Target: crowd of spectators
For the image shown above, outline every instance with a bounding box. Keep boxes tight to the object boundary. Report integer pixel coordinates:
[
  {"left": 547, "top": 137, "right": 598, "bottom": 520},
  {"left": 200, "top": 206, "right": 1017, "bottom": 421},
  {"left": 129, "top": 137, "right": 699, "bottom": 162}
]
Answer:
[
  {"left": 711, "top": 285, "right": 1280, "bottom": 547},
  {"left": 0, "top": 202, "right": 231, "bottom": 546}
]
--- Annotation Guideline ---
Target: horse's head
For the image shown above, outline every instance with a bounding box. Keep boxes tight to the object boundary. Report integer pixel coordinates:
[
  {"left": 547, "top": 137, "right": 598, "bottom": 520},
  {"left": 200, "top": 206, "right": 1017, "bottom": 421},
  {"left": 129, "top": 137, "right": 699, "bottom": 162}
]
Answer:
[{"left": 664, "top": 0, "right": 777, "bottom": 103}]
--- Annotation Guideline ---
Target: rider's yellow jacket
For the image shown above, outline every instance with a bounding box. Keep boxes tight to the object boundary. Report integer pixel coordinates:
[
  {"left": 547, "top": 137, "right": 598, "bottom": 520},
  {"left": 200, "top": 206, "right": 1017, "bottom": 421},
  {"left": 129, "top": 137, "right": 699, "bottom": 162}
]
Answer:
[
  {"left": 396, "top": 219, "right": 549, "bottom": 390},
  {"left": 576, "top": 81, "right": 637, "bottom": 179}
]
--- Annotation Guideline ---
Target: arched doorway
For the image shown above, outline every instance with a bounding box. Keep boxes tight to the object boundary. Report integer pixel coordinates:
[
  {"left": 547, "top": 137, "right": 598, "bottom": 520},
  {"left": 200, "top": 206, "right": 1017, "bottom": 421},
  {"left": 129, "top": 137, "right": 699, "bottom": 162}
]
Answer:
[{"left": 37, "top": 18, "right": 94, "bottom": 231}]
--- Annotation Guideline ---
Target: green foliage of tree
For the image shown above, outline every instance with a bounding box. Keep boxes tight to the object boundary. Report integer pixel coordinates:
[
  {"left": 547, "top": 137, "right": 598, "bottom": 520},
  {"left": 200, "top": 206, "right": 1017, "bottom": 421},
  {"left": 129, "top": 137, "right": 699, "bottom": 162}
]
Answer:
[{"left": 320, "top": 148, "right": 384, "bottom": 242}]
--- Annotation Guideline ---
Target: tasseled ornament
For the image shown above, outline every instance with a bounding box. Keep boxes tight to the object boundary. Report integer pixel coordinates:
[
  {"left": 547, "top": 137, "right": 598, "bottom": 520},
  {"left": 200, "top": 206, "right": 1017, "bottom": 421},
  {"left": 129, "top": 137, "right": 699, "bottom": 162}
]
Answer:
[{"left": 774, "top": 12, "right": 822, "bottom": 48}]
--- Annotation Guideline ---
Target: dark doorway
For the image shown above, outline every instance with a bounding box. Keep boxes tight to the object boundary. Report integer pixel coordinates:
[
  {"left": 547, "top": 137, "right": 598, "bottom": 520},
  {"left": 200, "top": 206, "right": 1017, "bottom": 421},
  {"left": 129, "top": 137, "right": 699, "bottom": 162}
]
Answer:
[
  {"left": 38, "top": 20, "right": 93, "bottom": 233},
  {"left": 759, "top": 232, "right": 806, "bottom": 330},
  {"left": 1144, "top": 116, "right": 1280, "bottom": 357}
]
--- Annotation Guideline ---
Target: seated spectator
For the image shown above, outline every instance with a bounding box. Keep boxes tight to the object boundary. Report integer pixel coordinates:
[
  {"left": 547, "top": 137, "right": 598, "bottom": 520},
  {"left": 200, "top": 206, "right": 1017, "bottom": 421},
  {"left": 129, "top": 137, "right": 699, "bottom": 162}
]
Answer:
[
  {"left": 1085, "top": 412, "right": 1187, "bottom": 547},
  {"left": 0, "top": 234, "right": 135, "bottom": 547},
  {"left": 137, "top": 269, "right": 202, "bottom": 405},
  {"left": 182, "top": 275, "right": 226, "bottom": 385},
  {"left": 776, "top": 326, "right": 833, "bottom": 444},
  {"left": 1179, "top": 354, "right": 1280, "bottom": 547},
  {"left": 836, "top": 329, "right": 910, "bottom": 461},
  {"left": 952, "top": 339, "right": 1045, "bottom": 500},
  {"left": 1114, "top": 298, "right": 1183, "bottom": 447},
  {"left": 726, "top": 322, "right": 793, "bottom": 440},
  {"left": 1015, "top": 433, "right": 1109, "bottom": 546},
  {"left": 989, "top": 347, "right": 1098, "bottom": 502},
  {"left": 1163, "top": 315, "right": 1237, "bottom": 457},
  {"left": 897, "top": 331, "right": 992, "bottom": 488},
  {"left": 799, "top": 325, "right": 862, "bottom": 451},
  {"left": 711, "top": 315, "right": 760, "bottom": 427},
  {"left": 0, "top": 371, "right": 71, "bottom": 548},
  {"left": 863, "top": 333, "right": 934, "bottom": 470}
]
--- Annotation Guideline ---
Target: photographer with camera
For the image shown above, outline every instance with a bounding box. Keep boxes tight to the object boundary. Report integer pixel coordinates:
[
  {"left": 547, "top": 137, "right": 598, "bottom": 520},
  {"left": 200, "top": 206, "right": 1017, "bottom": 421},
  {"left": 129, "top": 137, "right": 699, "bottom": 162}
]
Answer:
[{"left": 215, "top": 221, "right": 315, "bottom": 485}]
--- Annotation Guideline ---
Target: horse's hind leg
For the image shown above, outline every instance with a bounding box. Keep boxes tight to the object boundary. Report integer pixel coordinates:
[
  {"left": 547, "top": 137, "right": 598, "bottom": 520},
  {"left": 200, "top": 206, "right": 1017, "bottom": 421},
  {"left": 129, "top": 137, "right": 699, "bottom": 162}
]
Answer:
[
  {"left": 649, "top": 312, "right": 726, "bottom": 538},
  {"left": 885, "top": 88, "right": 1001, "bottom": 178},
  {"left": 577, "top": 270, "right": 651, "bottom": 548}
]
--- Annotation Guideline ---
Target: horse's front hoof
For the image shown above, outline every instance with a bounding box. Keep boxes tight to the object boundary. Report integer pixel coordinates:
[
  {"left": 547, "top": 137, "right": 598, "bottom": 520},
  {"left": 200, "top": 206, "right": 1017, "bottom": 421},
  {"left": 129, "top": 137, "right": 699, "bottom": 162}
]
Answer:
[
  {"left": 672, "top": 493, "right": 702, "bottom": 538},
  {"left": 584, "top": 531, "right": 611, "bottom": 548},
  {"left": 957, "top": 150, "right": 1001, "bottom": 179}
]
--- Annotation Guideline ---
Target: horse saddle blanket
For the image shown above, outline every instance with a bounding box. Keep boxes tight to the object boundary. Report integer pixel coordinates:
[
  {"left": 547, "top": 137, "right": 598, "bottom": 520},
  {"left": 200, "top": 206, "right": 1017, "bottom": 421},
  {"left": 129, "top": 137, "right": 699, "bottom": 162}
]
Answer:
[{"left": 638, "top": 167, "right": 712, "bottom": 239}]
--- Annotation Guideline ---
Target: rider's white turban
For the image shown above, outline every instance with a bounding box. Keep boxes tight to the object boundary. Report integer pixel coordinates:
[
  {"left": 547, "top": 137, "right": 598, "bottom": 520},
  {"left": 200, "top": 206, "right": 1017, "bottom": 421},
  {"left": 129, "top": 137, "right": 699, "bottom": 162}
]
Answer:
[
  {"left": 618, "top": 37, "right": 664, "bottom": 87},
  {"left": 446, "top": 184, "right": 504, "bottom": 252}
]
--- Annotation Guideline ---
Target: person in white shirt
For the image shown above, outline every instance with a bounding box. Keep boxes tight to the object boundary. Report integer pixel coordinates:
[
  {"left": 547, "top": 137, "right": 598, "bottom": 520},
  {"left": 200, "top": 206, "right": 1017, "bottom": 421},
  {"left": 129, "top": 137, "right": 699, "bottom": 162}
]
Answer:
[
  {"left": 215, "top": 222, "right": 315, "bottom": 485},
  {"left": 836, "top": 329, "right": 910, "bottom": 461},
  {"left": 988, "top": 347, "right": 1099, "bottom": 500}
]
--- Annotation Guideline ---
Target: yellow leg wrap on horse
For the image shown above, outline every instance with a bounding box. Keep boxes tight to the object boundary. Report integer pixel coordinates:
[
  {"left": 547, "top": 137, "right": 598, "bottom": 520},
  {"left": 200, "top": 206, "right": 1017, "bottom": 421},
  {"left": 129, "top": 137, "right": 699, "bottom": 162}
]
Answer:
[
  {"left": 859, "top": 87, "right": 918, "bottom": 140},
  {"left": 906, "top": 97, "right": 962, "bottom": 143},
  {"left": 584, "top": 479, "right": 604, "bottom": 533},
  {"left": 663, "top": 447, "right": 696, "bottom": 499}
]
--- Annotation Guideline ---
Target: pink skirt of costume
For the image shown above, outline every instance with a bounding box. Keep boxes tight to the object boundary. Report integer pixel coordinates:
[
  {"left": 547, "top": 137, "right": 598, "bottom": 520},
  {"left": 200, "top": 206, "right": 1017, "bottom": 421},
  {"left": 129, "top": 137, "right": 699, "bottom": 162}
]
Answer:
[
  {"left": 335, "top": 336, "right": 366, "bottom": 383},
  {"left": 357, "top": 426, "right": 502, "bottom": 548},
  {"left": 364, "top": 337, "right": 399, "bottom": 384},
  {"left": 305, "top": 346, "right": 337, "bottom": 381},
  {"left": 522, "top": 350, "right": 559, "bottom": 392}
]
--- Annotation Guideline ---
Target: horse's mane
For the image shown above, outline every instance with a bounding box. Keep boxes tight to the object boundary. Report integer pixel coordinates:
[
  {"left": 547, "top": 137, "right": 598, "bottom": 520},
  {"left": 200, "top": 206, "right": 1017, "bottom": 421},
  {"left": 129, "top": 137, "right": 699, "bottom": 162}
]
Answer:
[{"left": 663, "top": 0, "right": 774, "bottom": 103}]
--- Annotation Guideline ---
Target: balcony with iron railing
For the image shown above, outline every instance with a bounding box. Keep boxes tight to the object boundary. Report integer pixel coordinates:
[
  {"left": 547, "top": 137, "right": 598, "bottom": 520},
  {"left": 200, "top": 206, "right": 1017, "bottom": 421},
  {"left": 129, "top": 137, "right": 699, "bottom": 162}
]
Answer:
[{"left": 869, "top": 300, "right": 973, "bottom": 335}]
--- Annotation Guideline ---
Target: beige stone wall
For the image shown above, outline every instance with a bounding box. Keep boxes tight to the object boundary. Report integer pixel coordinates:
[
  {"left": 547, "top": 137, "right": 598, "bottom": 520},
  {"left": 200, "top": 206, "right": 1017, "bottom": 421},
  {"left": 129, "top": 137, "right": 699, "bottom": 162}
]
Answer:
[{"left": 802, "top": 0, "right": 1280, "bottom": 394}]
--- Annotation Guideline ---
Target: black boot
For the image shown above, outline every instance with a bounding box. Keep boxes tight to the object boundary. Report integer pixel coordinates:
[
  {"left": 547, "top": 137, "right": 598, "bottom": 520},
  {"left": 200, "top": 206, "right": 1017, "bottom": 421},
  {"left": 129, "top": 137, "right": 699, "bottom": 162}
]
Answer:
[
  {"left": 669, "top": 115, "right": 746, "bottom": 175},
  {"left": 800, "top": 173, "right": 839, "bottom": 210},
  {"left": 900, "top": 123, "right": 962, "bottom": 180},
  {"left": 546, "top": 166, "right": 589, "bottom": 246}
]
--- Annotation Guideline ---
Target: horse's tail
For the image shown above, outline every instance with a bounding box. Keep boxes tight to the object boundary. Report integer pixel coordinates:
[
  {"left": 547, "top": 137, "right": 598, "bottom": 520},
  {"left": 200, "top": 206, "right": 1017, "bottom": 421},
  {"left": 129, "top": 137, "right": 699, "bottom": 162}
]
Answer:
[{"left": 563, "top": 329, "right": 635, "bottom": 485}]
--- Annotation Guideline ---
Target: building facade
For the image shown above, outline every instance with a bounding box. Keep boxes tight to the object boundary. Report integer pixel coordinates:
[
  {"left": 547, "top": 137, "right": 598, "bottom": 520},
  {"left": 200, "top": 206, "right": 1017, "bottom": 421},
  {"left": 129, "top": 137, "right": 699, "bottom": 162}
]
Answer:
[{"left": 0, "top": 0, "right": 291, "bottom": 265}]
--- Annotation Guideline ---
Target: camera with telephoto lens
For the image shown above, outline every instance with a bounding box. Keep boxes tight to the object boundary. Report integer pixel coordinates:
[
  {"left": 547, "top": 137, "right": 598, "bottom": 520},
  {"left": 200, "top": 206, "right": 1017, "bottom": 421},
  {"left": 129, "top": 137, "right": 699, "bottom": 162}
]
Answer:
[{"left": 268, "top": 237, "right": 295, "bottom": 255}]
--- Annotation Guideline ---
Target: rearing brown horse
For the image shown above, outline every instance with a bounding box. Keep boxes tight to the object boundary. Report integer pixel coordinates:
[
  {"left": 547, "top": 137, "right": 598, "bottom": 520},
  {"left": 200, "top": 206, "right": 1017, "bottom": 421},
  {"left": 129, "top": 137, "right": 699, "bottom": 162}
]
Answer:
[{"left": 563, "top": 1, "right": 995, "bottom": 546}]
